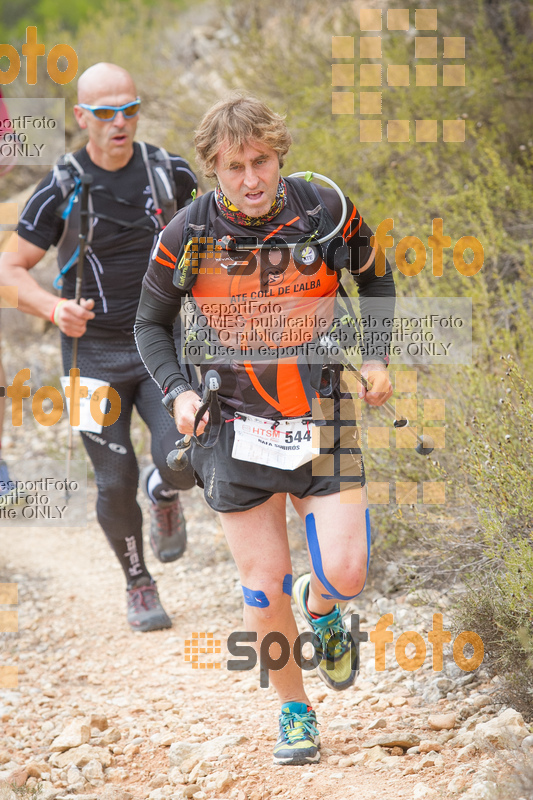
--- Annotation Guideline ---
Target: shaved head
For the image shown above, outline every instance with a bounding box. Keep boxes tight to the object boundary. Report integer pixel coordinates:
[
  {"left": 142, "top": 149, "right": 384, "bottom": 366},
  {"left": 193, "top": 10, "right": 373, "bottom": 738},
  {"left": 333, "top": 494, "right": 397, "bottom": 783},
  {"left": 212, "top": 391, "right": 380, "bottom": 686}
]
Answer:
[
  {"left": 74, "top": 62, "right": 139, "bottom": 171},
  {"left": 77, "top": 63, "right": 136, "bottom": 105}
]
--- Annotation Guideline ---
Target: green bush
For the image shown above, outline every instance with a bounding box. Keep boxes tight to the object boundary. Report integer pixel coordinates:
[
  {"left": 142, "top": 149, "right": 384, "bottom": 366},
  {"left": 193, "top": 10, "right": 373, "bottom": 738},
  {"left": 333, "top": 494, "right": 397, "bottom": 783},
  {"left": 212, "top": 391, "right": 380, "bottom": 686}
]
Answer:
[
  {"left": 0, "top": 0, "right": 190, "bottom": 40},
  {"left": 448, "top": 360, "right": 533, "bottom": 716}
]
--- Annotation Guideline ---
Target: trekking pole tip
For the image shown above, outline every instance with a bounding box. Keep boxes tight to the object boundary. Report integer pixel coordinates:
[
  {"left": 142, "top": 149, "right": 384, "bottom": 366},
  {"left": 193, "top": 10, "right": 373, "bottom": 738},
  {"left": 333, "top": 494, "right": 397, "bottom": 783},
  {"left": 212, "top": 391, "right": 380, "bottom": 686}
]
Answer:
[
  {"left": 167, "top": 449, "right": 189, "bottom": 471},
  {"left": 415, "top": 434, "right": 434, "bottom": 456}
]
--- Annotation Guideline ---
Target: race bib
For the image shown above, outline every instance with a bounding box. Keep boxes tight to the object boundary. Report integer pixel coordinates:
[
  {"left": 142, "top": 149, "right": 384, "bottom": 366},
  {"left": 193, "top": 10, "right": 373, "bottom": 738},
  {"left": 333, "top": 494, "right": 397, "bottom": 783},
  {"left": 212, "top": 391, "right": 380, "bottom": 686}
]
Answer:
[
  {"left": 60, "top": 376, "right": 111, "bottom": 434},
  {"left": 232, "top": 413, "right": 318, "bottom": 470}
]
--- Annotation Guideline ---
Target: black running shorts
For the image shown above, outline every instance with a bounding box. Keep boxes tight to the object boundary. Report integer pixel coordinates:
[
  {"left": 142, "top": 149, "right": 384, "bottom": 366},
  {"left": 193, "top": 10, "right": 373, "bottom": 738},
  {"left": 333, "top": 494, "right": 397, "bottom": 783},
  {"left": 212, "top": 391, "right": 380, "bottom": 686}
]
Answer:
[{"left": 190, "top": 407, "right": 365, "bottom": 513}]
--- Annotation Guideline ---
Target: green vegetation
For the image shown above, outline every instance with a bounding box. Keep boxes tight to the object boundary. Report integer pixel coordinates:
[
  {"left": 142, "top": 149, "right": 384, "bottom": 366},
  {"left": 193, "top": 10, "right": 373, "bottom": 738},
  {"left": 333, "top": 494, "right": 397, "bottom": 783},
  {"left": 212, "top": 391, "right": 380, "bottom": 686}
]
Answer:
[
  {"left": 0, "top": 0, "right": 190, "bottom": 41},
  {"left": 209, "top": 0, "right": 533, "bottom": 715},
  {"left": 449, "top": 360, "right": 533, "bottom": 716},
  {"left": 1, "top": 0, "right": 532, "bottom": 714}
]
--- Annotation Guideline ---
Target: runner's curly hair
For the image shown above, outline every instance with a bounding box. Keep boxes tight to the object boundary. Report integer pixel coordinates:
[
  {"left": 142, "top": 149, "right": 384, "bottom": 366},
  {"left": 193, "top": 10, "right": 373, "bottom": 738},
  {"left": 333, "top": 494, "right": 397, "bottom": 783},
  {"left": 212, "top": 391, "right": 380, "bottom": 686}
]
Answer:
[{"left": 194, "top": 94, "right": 292, "bottom": 179}]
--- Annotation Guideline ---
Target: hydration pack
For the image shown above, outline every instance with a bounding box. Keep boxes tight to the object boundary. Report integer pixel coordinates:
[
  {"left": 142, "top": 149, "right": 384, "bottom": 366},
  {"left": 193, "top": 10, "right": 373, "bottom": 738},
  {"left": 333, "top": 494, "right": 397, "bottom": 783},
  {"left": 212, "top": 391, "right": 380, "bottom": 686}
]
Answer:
[
  {"left": 52, "top": 142, "right": 178, "bottom": 289},
  {"left": 172, "top": 176, "right": 344, "bottom": 293},
  {"left": 174, "top": 176, "right": 361, "bottom": 402}
]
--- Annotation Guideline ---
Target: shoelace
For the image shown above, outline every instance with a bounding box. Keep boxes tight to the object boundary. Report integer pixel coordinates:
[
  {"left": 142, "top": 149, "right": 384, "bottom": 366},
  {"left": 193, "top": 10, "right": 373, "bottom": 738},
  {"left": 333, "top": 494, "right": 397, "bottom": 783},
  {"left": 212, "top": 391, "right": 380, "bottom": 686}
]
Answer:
[
  {"left": 280, "top": 711, "right": 319, "bottom": 744},
  {"left": 153, "top": 503, "right": 182, "bottom": 538},
  {"left": 310, "top": 608, "right": 351, "bottom": 658},
  {"left": 128, "top": 584, "right": 158, "bottom": 612}
]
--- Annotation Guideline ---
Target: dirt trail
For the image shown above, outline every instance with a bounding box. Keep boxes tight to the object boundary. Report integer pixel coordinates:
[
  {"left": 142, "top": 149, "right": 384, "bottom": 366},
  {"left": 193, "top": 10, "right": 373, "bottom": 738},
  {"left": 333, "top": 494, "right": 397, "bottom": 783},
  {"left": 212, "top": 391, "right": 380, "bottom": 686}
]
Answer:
[{"left": 0, "top": 320, "right": 527, "bottom": 800}]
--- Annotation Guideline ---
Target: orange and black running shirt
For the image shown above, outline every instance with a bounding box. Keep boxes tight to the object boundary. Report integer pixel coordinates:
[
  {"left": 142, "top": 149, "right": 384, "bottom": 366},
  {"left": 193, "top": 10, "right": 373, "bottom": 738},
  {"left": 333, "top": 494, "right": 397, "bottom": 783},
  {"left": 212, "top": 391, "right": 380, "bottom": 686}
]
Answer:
[{"left": 137, "top": 179, "right": 396, "bottom": 418}]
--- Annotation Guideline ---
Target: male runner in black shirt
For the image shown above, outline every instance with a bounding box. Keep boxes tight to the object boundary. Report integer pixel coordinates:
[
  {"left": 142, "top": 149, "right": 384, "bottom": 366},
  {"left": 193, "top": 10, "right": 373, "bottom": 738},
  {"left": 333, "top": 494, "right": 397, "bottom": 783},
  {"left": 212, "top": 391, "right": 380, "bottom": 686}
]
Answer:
[{"left": 0, "top": 63, "right": 198, "bottom": 632}]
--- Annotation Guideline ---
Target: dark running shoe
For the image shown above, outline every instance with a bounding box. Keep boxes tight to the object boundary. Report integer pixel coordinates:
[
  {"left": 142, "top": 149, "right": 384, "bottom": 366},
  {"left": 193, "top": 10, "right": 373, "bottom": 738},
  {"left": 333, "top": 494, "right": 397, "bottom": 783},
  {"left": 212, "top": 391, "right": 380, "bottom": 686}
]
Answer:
[
  {"left": 126, "top": 577, "right": 172, "bottom": 632},
  {"left": 140, "top": 464, "right": 187, "bottom": 563}
]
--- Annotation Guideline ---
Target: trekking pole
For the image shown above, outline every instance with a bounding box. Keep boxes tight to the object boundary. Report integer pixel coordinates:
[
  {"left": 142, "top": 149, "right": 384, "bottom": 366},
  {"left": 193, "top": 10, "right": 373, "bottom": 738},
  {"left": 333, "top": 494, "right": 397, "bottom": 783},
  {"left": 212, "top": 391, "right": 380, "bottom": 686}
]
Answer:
[
  {"left": 65, "top": 174, "right": 93, "bottom": 502},
  {"left": 167, "top": 370, "right": 222, "bottom": 471},
  {"left": 319, "top": 335, "right": 434, "bottom": 455},
  {"left": 166, "top": 434, "right": 192, "bottom": 471}
]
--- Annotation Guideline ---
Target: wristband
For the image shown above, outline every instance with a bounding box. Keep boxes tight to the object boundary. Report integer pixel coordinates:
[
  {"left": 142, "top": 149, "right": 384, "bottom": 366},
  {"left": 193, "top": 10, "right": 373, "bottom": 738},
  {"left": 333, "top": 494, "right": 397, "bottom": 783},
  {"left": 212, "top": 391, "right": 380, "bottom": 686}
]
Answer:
[
  {"left": 162, "top": 384, "right": 194, "bottom": 418},
  {"left": 51, "top": 298, "right": 68, "bottom": 326}
]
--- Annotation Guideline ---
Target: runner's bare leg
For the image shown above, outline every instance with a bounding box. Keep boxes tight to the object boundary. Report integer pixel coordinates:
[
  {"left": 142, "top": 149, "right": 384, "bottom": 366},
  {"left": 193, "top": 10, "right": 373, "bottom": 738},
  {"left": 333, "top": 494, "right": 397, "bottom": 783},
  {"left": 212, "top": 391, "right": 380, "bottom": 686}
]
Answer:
[
  {"left": 291, "top": 491, "right": 369, "bottom": 615},
  {"left": 219, "top": 493, "right": 310, "bottom": 705}
]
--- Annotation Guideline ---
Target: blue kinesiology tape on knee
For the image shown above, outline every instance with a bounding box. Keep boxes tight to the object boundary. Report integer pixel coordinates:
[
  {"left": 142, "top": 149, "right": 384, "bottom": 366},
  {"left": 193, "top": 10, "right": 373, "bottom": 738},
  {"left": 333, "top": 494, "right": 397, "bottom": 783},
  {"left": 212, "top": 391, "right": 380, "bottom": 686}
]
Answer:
[
  {"left": 282, "top": 573, "right": 293, "bottom": 596},
  {"left": 305, "top": 511, "right": 370, "bottom": 601},
  {"left": 357, "top": 507, "right": 372, "bottom": 595},
  {"left": 242, "top": 585, "right": 270, "bottom": 608}
]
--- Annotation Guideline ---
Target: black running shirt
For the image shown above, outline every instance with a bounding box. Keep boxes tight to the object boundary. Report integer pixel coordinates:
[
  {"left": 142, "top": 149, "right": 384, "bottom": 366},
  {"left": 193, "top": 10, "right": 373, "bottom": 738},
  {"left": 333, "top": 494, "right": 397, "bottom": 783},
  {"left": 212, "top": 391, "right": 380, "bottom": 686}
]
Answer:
[{"left": 18, "top": 143, "right": 197, "bottom": 335}]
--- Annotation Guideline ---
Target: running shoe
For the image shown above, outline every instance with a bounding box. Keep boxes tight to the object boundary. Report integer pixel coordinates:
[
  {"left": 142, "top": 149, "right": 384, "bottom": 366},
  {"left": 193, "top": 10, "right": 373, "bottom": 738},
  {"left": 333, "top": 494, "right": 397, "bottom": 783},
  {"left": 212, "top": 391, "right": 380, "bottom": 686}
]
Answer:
[
  {"left": 293, "top": 573, "right": 358, "bottom": 691},
  {"left": 140, "top": 464, "right": 187, "bottom": 563},
  {"left": 273, "top": 702, "right": 320, "bottom": 765},
  {"left": 126, "top": 577, "right": 172, "bottom": 632}
]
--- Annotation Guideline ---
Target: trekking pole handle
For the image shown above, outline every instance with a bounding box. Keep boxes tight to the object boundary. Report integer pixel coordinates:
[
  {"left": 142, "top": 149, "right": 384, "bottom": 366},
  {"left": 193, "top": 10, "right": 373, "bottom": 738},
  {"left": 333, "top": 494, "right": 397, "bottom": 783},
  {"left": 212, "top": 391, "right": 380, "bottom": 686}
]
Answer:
[
  {"left": 202, "top": 369, "right": 222, "bottom": 397},
  {"left": 167, "top": 370, "right": 222, "bottom": 470},
  {"left": 356, "top": 370, "right": 406, "bottom": 427}
]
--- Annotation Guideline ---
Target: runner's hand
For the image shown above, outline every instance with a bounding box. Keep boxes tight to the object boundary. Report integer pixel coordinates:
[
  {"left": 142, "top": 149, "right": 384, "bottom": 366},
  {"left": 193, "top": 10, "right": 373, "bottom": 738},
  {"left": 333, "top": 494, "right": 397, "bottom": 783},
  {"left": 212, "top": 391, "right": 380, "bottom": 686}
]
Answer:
[
  {"left": 57, "top": 298, "right": 95, "bottom": 337},
  {"left": 174, "top": 390, "right": 209, "bottom": 436},
  {"left": 358, "top": 362, "right": 393, "bottom": 407}
]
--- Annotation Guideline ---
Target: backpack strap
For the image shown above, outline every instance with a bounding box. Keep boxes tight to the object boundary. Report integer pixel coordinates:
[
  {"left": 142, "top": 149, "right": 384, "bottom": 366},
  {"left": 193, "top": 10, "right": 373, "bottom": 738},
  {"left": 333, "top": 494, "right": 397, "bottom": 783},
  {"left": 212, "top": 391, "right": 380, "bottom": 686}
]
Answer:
[
  {"left": 53, "top": 153, "right": 95, "bottom": 290},
  {"left": 140, "top": 141, "right": 178, "bottom": 228},
  {"left": 172, "top": 177, "right": 340, "bottom": 293},
  {"left": 53, "top": 143, "right": 177, "bottom": 290},
  {"left": 139, "top": 140, "right": 163, "bottom": 228},
  {"left": 172, "top": 191, "right": 215, "bottom": 292},
  {"left": 151, "top": 145, "right": 178, "bottom": 223},
  {"left": 285, "top": 175, "right": 350, "bottom": 274},
  {"left": 284, "top": 176, "right": 335, "bottom": 242}
]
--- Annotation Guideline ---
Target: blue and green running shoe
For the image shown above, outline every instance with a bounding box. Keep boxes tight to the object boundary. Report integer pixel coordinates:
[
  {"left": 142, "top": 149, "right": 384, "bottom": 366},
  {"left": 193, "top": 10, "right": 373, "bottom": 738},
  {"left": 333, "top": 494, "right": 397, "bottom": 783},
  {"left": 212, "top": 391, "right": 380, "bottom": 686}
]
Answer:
[
  {"left": 273, "top": 701, "right": 320, "bottom": 765},
  {"left": 293, "top": 573, "right": 358, "bottom": 691}
]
